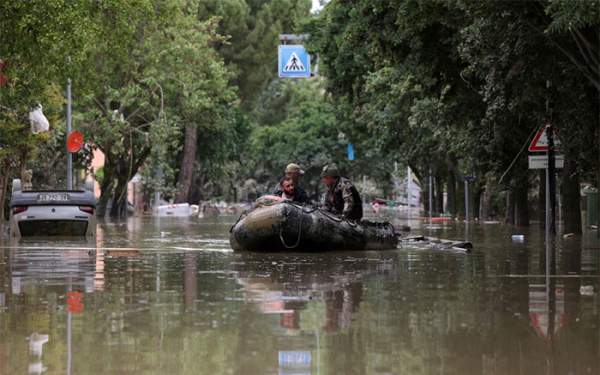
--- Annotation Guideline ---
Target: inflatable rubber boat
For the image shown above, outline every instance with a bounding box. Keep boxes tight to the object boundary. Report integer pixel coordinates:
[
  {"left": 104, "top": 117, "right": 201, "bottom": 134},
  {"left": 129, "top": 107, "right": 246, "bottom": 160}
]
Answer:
[{"left": 229, "top": 201, "right": 398, "bottom": 252}]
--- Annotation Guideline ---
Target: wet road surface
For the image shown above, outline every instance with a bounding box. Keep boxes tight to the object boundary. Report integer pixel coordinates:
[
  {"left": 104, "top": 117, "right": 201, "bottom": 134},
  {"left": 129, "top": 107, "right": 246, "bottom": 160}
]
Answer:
[{"left": 1, "top": 216, "right": 599, "bottom": 374}]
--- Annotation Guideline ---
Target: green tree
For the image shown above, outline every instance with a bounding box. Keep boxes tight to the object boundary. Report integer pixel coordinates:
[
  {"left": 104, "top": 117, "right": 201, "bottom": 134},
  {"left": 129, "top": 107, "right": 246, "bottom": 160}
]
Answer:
[
  {"left": 0, "top": 0, "right": 95, "bottom": 220},
  {"left": 197, "top": 0, "right": 312, "bottom": 107},
  {"left": 307, "top": 0, "right": 483, "bottom": 214},
  {"left": 76, "top": 1, "right": 237, "bottom": 216},
  {"left": 249, "top": 79, "right": 347, "bottom": 198},
  {"left": 310, "top": 0, "right": 598, "bottom": 229}
]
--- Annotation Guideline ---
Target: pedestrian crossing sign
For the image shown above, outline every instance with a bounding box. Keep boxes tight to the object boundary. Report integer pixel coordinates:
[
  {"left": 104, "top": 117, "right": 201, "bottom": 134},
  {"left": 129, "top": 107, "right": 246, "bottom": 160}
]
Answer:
[{"left": 278, "top": 45, "right": 311, "bottom": 78}]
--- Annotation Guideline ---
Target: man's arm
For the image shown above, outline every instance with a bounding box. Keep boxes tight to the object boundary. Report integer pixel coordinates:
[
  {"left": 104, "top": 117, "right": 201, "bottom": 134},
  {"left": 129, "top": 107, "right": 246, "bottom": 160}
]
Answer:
[
  {"left": 341, "top": 182, "right": 356, "bottom": 218},
  {"left": 321, "top": 191, "right": 333, "bottom": 211}
]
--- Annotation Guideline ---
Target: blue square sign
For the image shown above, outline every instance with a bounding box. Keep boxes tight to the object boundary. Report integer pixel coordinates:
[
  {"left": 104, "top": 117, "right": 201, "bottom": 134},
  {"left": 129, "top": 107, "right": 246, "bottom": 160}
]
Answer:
[{"left": 278, "top": 45, "right": 311, "bottom": 78}]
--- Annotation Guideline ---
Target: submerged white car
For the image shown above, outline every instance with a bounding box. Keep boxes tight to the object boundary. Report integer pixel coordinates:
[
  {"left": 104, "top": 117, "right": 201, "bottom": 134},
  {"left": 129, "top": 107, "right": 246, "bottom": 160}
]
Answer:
[{"left": 9, "top": 179, "right": 96, "bottom": 237}]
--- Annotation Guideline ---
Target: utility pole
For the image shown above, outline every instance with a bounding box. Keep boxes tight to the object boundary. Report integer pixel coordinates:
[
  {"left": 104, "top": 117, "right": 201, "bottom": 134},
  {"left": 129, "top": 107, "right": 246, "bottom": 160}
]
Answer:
[
  {"left": 464, "top": 179, "right": 469, "bottom": 223},
  {"left": 544, "top": 79, "right": 556, "bottom": 277},
  {"left": 66, "top": 78, "right": 73, "bottom": 190},
  {"left": 407, "top": 166, "right": 412, "bottom": 219},
  {"left": 546, "top": 79, "right": 555, "bottom": 235},
  {"left": 428, "top": 167, "right": 433, "bottom": 226}
]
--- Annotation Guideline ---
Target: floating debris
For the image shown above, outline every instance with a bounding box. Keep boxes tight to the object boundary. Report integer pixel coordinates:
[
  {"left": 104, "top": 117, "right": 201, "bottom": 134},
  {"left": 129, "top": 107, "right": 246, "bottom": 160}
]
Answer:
[
  {"left": 399, "top": 236, "right": 473, "bottom": 253},
  {"left": 511, "top": 234, "right": 525, "bottom": 243}
]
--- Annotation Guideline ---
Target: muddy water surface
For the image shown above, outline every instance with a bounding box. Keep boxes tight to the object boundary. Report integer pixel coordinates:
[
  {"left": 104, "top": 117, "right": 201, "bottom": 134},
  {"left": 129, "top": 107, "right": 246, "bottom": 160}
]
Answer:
[{"left": 1, "top": 216, "right": 599, "bottom": 374}]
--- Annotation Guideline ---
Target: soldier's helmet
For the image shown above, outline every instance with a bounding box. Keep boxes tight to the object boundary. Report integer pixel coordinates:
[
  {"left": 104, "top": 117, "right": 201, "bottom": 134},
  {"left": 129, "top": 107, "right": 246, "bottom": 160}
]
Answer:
[
  {"left": 321, "top": 164, "right": 340, "bottom": 178},
  {"left": 285, "top": 163, "right": 305, "bottom": 175}
]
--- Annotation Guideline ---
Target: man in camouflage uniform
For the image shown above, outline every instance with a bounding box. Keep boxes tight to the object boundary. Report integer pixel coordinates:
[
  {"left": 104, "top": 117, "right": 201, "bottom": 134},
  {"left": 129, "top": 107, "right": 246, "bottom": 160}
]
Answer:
[{"left": 320, "top": 164, "right": 363, "bottom": 221}]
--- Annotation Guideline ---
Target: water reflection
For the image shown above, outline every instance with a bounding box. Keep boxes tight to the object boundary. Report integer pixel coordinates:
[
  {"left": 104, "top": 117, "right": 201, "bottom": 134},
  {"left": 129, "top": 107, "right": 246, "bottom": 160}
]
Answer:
[
  {"left": 28, "top": 332, "right": 48, "bottom": 374},
  {"left": 235, "top": 253, "right": 369, "bottom": 333},
  {"left": 0, "top": 219, "right": 598, "bottom": 374},
  {"left": 10, "top": 247, "right": 96, "bottom": 295},
  {"left": 0, "top": 238, "right": 98, "bottom": 375}
]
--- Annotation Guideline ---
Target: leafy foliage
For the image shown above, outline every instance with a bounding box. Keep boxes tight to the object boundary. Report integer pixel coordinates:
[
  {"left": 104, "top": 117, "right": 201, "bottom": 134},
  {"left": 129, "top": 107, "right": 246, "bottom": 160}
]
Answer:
[{"left": 309, "top": 0, "right": 598, "bottom": 224}]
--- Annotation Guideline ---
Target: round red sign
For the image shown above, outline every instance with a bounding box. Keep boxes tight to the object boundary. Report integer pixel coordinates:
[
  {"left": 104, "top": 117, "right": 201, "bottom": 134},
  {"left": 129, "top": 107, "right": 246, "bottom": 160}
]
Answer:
[{"left": 66, "top": 131, "right": 84, "bottom": 153}]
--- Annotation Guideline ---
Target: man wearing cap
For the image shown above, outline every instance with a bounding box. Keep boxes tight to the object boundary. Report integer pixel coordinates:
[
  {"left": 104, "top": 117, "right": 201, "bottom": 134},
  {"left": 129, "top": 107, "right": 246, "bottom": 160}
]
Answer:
[
  {"left": 320, "top": 164, "right": 363, "bottom": 221},
  {"left": 272, "top": 163, "right": 308, "bottom": 204}
]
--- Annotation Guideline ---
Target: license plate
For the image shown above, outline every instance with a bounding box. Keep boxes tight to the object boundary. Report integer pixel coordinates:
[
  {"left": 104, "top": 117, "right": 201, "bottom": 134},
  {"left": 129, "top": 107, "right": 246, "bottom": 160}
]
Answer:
[
  {"left": 37, "top": 193, "right": 70, "bottom": 202},
  {"left": 278, "top": 351, "right": 312, "bottom": 367}
]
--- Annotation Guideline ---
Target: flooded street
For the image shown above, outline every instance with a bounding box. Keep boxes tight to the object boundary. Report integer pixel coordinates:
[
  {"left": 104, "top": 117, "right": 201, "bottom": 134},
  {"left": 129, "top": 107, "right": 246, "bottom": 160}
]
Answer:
[{"left": 1, "top": 217, "right": 599, "bottom": 375}]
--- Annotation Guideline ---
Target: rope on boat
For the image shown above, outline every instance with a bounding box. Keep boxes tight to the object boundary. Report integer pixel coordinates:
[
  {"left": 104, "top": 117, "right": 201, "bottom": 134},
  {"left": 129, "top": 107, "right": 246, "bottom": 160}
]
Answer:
[
  {"left": 279, "top": 204, "right": 303, "bottom": 249},
  {"left": 318, "top": 209, "right": 343, "bottom": 222},
  {"left": 229, "top": 211, "right": 248, "bottom": 233}
]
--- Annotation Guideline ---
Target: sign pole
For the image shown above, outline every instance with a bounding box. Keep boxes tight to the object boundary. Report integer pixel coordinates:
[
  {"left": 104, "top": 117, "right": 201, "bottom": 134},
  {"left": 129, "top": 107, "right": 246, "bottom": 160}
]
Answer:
[
  {"left": 547, "top": 125, "right": 556, "bottom": 234},
  {"left": 545, "top": 161, "right": 551, "bottom": 276},
  {"left": 66, "top": 78, "right": 73, "bottom": 190},
  {"left": 428, "top": 168, "right": 433, "bottom": 226},
  {"left": 464, "top": 179, "right": 469, "bottom": 223},
  {"left": 407, "top": 166, "right": 411, "bottom": 219},
  {"left": 545, "top": 78, "right": 555, "bottom": 277},
  {"left": 464, "top": 178, "right": 469, "bottom": 241}
]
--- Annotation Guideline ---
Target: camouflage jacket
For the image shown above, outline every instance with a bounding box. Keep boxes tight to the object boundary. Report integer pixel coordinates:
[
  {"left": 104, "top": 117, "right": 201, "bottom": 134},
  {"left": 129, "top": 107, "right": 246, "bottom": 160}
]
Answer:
[{"left": 322, "top": 177, "right": 363, "bottom": 221}]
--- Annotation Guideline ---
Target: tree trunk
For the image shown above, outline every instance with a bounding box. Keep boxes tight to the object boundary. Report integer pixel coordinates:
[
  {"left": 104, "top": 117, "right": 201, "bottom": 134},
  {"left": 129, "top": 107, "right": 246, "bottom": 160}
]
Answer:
[
  {"left": 457, "top": 179, "right": 465, "bottom": 219},
  {"left": 96, "top": 159, "right": 115, "bottom": 219},
  {"left": 514, "top": 182, "right": 530, "bottom": 227},
  {"left": 435, "top": 174, "right": 444, "bottom": 214},
  {"left": 446, "top": 172, "right": 456, "bottom": 216},
  {"left": 505, "top": 190, "right": 515, "bottom": 225},
  {"left": 479, "top": 187, "right": 488, "bottom": 220},
  {"left": 561, "top": 159, "right": 582, "bottom": 234},
  {"left": 0, "top": 166, "right": 8, "bottom": 224},
  {"left": 110, "top": 171, "right": 129, "bottom": 218},
  {"left": 175, "top": 124, "right": 198, "bottom": 203},
  {"left": 473, "top": 186, "right": 482, "bottom": 220},
  {"left": 480, "top": 182, "right": 494, "bottom": 220},
  {"left": 423, "top": 179, "right": 431, "bottom": 215}
]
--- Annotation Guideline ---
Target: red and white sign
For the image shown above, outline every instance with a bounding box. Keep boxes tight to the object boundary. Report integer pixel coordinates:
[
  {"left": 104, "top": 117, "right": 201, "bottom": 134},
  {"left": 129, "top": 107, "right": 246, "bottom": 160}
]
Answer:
[
  {"left": 529, "top": 124, "right": 560, "bottom": 152},
  {"left": 528, "top": 284, "right": 565, "bottom": 341}
]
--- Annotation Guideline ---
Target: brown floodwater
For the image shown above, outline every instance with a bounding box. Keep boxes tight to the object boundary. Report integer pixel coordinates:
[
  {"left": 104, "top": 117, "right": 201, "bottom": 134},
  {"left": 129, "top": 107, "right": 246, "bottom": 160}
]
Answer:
[{"left": 0, "top": 215, "right": 599, "bottom": 375}]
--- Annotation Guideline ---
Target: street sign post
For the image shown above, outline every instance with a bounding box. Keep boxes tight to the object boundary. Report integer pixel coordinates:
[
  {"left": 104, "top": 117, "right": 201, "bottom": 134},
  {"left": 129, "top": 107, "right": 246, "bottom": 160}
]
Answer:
[
  {"left": 528, "top": 123, "right": 558, "bottom": 275},
  {"left": 66, "top": 79, "right": 73, "bottom": 190},
  {"left": 278, "top": 45, "right": 311, "bottom": 78}
]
